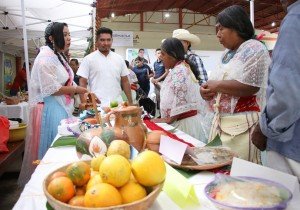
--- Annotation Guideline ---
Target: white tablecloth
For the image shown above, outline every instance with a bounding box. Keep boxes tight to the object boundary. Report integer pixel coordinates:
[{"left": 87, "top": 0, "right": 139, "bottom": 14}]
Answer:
[
  {"left": 0, "top": 102, "right": 29, "bottom": 123},
  {"left": 13, "top": 123, "right": 299, "bottom": 210}
]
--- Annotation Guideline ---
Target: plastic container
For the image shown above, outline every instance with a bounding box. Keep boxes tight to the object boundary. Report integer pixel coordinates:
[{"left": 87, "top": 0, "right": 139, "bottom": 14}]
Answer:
[
  {"left": 9, "top": 123, "right": 27, "bottom": 142},
  {"left": 205, "top": 175, "right": 293, "bottom": 210}
]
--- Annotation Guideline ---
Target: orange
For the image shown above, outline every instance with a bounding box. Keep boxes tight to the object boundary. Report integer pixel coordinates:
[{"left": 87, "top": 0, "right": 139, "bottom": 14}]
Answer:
[
  {"left": 49, "top": 171, "right": 67, "bottom": 182},
  {"left": 107, "top": 140, "right": 131, "bottom": 159},
  {"left": 66, "top": 161, "right": 91, "bottom": 186},
  {"left": 84, "top": 183, "right": 122, "bottom": 207},
  {"left": 119, "top": 181, "right": 147, "bottom": 204},
  {"left": 75, "top": 186, "right": 86, "bottom": 196},
  {"left": 99, "top": 155, "right": 131, "bottom": 187},
  {"left": 47, "top": 176, "right": 75, "bottom": 203},
  {"left": 131, "top": 150, "right": 166, "bottom": 186},
  {"left": 68, "top": 195, "right": 85, "bottom": 206}
]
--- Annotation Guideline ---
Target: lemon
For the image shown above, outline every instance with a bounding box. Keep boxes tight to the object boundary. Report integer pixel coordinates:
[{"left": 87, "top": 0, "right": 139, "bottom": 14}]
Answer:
[{"left": 91, "top": 154, "right": 106, "bottom": 171}]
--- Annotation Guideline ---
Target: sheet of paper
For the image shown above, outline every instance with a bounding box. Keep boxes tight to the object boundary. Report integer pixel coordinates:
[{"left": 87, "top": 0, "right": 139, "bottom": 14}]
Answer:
[
  {"left": 163, "top": 164, "right": 199, "bottom": 208},
  {"left": 159, "top": 135, "right": 187, "bottom": 164}
]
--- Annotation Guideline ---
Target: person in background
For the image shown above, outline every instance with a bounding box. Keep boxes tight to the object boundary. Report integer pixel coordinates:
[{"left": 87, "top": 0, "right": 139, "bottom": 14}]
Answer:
[
  {"left": 18, "top": 22, "right": 88, "bottom": 186},
  {"left": 152, "top": 38, "right": 204, "bottom": 141},
  {"left": 251, "top": 0, "right": 300, "bottom": 180},
  {"left": 125, "top": 60, "right": 139, "bottom": 104},
  {"left": 132, "top": 56, "right": 154, "bottom": 97},
  {"left": 200, "top": 5, "right": 270, "bottom": 163},
  {"left": 131, "top": 48, "right": 149, "bottom": 67},
  {"left": 151, "top": 48, "right": 168, "bottom": 112},
  {"left": 70, "top": 58, "right": 80, "bottom": 85},
  {"left": 77, "top": 27, "right": 132, "bottom": 107},
  {"left": 172, "top": 29, "right": 208, "bottom": 85},
  {"left": 10, "top": 62, "right": 31, "bottom": 96}
]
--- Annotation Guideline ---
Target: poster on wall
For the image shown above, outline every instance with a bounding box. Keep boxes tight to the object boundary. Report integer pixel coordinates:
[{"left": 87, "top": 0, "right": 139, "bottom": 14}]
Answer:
[
  {"left": 4, "top": 59, "right": 13, "bottom": 94},
  {"left": 126, "top": 48, "right": 156, "bottom": 67},
  {"left": 112, "top": 31, "right": 133, "bottom": 47}
]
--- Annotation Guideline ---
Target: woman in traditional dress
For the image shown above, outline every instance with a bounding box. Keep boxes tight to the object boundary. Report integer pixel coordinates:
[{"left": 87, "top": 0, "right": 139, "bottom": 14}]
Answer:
[
  {"left": 200, "top": 5, "right": 271, "bottom": 163},
  {"left": 18, "top": 22, "right": 88, "bottom": 186},
  {"left": 152, "top": 38, "right": 205, "bottom": 142}
]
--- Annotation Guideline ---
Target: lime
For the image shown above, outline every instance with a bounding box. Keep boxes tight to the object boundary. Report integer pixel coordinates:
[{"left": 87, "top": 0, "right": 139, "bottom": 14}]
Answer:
[{"left": 110, "top": 100, "right": 118, "bottom": 108}]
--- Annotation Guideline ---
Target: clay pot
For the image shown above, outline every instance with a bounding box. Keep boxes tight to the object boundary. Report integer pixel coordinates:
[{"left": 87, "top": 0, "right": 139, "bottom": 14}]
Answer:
[
  {"left": 146, "top": 131, "right": 167, "bottom": 153},
  {"left": 106, "top": 106, "right": 146, "bottom": 151}
]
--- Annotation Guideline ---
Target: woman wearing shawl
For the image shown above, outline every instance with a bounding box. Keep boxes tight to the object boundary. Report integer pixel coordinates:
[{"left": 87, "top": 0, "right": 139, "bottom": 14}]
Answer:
[
  {"left": 200, "top": 5, "right": 271, "bottom": 163},
  {"left": 18, "top": 22, "right": 88, "bottom": 186}
]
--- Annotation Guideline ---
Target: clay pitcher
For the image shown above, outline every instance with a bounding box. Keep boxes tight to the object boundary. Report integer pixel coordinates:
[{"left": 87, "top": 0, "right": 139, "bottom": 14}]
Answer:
[{"left": 107, "top": 106, "right": 146, "bottom": 151}]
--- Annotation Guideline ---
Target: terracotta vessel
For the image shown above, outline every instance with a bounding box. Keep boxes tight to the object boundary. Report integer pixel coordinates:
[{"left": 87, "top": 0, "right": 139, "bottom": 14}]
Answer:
[{"left": 107, "top": 106, "right": 147, "bottom": 151}]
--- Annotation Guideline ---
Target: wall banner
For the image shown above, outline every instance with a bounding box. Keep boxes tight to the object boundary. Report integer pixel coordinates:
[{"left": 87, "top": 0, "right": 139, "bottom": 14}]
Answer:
[{"left": 112, "top": 31, "right": 133, "bottom": 47}]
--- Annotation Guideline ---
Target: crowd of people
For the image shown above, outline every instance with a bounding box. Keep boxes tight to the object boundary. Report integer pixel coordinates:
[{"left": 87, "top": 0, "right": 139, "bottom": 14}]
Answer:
[{"left": 17, "top": 0, "right": 300, "bottom": 186}]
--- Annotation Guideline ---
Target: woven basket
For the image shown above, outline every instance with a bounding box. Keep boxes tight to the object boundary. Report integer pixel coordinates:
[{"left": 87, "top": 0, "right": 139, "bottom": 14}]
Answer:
[
  {"left": 9, "top": 123, "right": 27, "bottom": 142},
  {"left": 43, "top": 161, "right": 164, "bottom": 210}
]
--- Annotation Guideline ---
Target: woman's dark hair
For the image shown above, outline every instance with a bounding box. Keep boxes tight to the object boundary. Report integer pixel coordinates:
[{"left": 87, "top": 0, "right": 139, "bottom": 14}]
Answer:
[
  {"left": 125, "top": 60, "right": 129, "bottom": 68},
  {"left": 96, "top": 27, "right": 113, "bottom": 38},
  {"left": 45, "top": 22, "right": 69, "bottom": 66},
  {"left": 161, "top": 38, "right": 200, "bottom": 80},
  {"left": 216, "top": 5, "right": 254, "bottom": 40}
]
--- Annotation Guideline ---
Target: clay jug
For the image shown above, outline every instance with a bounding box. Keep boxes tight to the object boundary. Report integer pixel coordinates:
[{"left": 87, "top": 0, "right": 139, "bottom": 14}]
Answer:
[{"left": 107, "top": 106, "right": 146, "bottom": 151}]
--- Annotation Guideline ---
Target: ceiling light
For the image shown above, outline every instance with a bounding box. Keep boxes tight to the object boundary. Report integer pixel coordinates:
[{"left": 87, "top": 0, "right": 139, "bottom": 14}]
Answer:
[
  {"left": 271, "top": 22, "right": 276, "bottom": 27},
  {"left": 111, "top": 12, "right": 115, "bottom": 18},
  {"left": 164, "top": 13, "right": 170, "bottom": 18}
]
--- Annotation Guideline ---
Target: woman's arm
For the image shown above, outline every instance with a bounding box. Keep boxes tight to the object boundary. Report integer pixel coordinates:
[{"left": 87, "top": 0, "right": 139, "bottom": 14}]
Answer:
[
  {"left": 53, "top": 86, "right": 88, "bottom": 96},
  {"left": 151, "top": 116, "right": 177, "bottom": 124},
  {"left": 205, "top": 79, "right": 259, "bottom": 97}
]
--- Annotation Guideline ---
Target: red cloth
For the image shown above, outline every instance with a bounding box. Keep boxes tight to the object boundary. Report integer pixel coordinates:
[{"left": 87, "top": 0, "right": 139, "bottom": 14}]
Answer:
[
  {"left": 10, "top": 68, "right": 27, "bottom": 91},
  {"left": 234, "top": 96, "right": 260, "bottom": 113},
  {"left": 143, "top": 118, "right": 194, "bottom": 147},
  {"left": 0, "top": 116, "right": 10, "bottom": 153},
  {"left": 176, "top": 110, "right": 197, "bottom": 121}
]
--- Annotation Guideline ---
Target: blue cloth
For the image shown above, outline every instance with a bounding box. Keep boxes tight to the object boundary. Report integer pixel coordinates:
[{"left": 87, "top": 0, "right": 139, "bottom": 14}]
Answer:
[
  {"left": 260, "top": 1, "right": 300, "bottom": 162},
  {"left": 133, "top": 64, "right": 153, "bottom": 95},
  {"left": 38, "top": 96, "right": 68, "bottom": 159},
  {"left": 153, "top": 59, "right": 165, "bottom": 79}
]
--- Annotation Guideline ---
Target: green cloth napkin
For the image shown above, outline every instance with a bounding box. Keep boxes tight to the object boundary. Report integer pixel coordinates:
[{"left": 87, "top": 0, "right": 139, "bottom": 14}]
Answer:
[{"left": 163, "top": 164, "right": 199, "bottom": 208}]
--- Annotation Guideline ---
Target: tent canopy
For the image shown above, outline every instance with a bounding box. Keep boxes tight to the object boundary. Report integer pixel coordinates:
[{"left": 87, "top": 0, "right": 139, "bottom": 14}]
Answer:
[{"left": 0, "top": 0, "right": 94, "bottom": 58}]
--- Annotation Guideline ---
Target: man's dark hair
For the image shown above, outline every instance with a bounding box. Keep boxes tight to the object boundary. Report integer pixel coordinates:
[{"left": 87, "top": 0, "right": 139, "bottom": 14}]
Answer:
[
  {"left": 155, "top": 48, "right": 161, "bottom": 52},
  {"left": 70, "top": 59, "right": 79, "bottom": 65},
  {"left": 135, "top": 56, "right": 144, "bottom": 62},
  {"left": 216, "top": 5, "right": 254, "bottom": 41},
  {"left": 96, "top": 27, "right": 113, "bottom": 38},
  {"left": 138, "top": 49, "right": 145, "bottom": 53}
]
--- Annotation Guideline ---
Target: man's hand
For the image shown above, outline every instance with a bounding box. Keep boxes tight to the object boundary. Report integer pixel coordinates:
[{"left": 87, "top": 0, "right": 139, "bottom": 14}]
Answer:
[{"left": 251, "top": 124, "right": 267, "bottom": 151}]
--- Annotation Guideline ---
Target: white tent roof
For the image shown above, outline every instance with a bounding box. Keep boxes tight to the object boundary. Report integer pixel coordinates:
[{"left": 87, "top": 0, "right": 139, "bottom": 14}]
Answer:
[{"left": 0, "top": 0, "right": 94, "bottom": 58}]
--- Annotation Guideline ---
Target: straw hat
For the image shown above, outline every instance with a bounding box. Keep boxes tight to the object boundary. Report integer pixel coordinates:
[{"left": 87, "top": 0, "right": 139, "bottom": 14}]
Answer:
[{"left": 172, "top": 29, "right": 200, "bottom": 45}]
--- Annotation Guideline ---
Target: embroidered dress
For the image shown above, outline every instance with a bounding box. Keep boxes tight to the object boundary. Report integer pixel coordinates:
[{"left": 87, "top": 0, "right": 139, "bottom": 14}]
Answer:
[
  {"left": 160, "top": 61, "right": 206, "bottom": 142},
  {"left": 18, "top": 46, "right": 75, "bottom": 186},
  {"left": 206, "top": 39, "right": 271, "bottom": 163}
]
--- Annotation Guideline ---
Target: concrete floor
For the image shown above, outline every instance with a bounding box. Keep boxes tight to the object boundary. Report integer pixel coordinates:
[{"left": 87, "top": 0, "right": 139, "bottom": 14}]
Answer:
[{"left": 0, "top": 172, "right": 23, "bottom": 210}]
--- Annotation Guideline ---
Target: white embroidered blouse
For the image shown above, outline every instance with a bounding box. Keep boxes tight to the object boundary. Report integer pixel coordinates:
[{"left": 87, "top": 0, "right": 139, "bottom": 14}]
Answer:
[
  {"left": 160, "top": 61, "right": 202, "bottom": 118},
  {"left": 29, "top": 46, "right": 74, "bottom": 116}
]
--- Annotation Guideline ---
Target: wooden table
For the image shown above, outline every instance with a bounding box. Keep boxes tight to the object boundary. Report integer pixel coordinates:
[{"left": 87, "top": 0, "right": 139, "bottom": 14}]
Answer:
[{"left": 0, "top": 141, "right": 25, "bottom": 177}]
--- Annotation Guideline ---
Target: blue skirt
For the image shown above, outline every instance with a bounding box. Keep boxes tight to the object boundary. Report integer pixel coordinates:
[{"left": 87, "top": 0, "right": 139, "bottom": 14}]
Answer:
[{"left": 38, "top": 96, "right": 68, "bottom": 159}]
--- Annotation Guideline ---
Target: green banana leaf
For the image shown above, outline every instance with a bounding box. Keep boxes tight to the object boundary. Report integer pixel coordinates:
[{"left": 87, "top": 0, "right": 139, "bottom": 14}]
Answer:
[
  {"left": 46, "top": 202, "right": 54, "bottom": 210},
  {"left": 51, "top": 136, "right": 77, "bottom": 148},
  {"left": 205, "top": 134, "right": 222, "bottom": 147}
]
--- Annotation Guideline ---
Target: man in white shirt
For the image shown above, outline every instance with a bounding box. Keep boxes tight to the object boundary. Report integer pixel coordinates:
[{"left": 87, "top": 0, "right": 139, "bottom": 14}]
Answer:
[{"left": 77, "top": 27, "right": 132, "bottom": 106}]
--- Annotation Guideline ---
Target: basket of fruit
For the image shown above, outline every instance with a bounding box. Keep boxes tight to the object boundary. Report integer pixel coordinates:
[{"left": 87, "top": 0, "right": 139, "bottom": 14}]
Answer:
[{"left": 43, "top": 140, "right": 166, "bottom": 210}]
